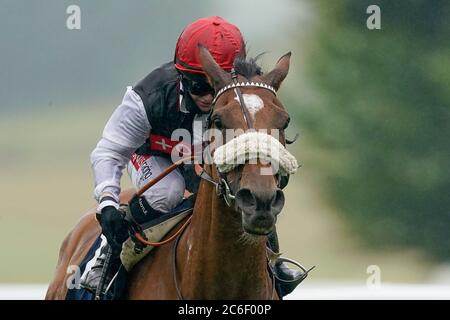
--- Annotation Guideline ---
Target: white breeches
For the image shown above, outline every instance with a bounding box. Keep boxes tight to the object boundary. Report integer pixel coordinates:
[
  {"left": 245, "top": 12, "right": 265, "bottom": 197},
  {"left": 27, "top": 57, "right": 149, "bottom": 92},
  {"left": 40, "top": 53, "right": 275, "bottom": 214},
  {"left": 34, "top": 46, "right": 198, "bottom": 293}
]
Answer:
[{"left": 127, "top": 154, "right": 185, "bottom": 213}]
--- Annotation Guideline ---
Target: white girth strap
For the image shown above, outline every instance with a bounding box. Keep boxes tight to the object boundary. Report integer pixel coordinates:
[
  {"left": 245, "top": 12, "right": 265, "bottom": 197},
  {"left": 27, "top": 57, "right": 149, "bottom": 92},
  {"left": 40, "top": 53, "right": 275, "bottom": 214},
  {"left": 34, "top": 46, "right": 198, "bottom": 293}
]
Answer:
[{"left": 213, "top": 131, "right": 299, "bottom": 176}]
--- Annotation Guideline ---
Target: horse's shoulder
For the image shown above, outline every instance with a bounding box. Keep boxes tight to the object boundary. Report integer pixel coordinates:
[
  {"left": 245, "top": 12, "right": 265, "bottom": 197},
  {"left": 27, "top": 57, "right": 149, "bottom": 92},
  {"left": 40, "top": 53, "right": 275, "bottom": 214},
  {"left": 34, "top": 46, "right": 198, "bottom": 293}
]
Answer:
[{"left": 46, "top": 207, "right": 100, "bottom": 299}]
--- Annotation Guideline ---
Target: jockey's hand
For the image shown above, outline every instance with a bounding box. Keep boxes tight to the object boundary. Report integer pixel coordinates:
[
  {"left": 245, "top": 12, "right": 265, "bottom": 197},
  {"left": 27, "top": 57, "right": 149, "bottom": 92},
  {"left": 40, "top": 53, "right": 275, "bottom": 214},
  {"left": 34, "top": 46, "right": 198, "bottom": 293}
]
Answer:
[{"left": 100, "top": 206, "right": 129, "bottom": 250}]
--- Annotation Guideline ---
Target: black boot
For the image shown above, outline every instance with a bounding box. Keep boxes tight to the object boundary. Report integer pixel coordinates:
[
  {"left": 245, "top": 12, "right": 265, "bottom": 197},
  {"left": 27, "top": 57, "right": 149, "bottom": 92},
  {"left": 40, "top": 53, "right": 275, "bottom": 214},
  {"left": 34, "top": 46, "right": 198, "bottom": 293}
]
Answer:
[
  {"left": 267, "top": 228, "right": 307, "bottom": 297},
  {"left": 80, "top": 243, "right": 122, "bottom": 295}
]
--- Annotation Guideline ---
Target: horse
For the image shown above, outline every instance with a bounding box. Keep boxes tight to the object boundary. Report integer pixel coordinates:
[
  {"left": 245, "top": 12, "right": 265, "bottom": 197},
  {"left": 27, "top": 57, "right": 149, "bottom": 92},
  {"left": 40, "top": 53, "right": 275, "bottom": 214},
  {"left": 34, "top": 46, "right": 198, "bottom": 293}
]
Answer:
[{"left": 45, "top": 46, "right": 295, "bottom": 300}]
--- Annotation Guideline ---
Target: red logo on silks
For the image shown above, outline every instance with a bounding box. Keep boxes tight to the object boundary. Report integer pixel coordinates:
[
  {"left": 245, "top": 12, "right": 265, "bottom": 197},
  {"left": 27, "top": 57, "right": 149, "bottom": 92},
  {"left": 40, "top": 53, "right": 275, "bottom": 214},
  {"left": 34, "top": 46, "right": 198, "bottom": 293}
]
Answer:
[
  {"left": 130, "top": 153, "right": 151, "bottom": 171},
  {"left": 149, "top": 134, "right": 193, "bottom": 157}
]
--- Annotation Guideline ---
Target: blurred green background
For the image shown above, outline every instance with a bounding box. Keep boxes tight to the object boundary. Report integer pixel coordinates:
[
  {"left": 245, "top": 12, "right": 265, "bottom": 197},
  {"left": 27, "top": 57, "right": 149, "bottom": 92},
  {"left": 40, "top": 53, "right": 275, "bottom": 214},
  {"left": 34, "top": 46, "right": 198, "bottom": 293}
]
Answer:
[{"left": 1, "top": 0, "right": 448, "bottom": 284}]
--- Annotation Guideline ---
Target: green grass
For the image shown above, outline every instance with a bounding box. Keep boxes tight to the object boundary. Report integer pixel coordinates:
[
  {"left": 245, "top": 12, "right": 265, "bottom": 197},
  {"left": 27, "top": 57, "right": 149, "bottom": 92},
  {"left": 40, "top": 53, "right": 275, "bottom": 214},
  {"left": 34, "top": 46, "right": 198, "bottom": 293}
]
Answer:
[{"left": 0, "top": 106, "right": 432, "bottom": 283}]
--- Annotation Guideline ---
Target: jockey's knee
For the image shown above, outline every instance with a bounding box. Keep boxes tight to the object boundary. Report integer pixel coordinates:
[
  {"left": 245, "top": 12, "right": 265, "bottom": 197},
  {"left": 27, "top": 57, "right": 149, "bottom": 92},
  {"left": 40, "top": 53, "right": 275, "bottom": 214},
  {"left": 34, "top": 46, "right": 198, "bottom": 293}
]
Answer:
[
  {"left": 141, "top": 170, "right": 185, "bottom": 213},
  {"left": 127, "top": 155, "right": 186, "bottom": 213}
]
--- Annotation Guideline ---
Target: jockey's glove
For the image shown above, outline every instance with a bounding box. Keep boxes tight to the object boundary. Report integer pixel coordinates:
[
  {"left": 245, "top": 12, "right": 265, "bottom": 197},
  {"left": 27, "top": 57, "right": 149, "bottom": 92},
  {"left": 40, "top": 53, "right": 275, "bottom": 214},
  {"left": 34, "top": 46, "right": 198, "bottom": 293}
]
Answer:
[{"left": 99, "top": 206, "right": 129, "bottom": 251}]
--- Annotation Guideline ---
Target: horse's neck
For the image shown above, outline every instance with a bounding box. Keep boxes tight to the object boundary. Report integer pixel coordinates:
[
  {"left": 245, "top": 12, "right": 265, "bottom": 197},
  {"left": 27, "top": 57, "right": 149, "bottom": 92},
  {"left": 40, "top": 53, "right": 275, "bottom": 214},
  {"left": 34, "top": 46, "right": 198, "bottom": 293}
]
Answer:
[{"left": 180, "top": 179, "right": 271, "bottom": 299}]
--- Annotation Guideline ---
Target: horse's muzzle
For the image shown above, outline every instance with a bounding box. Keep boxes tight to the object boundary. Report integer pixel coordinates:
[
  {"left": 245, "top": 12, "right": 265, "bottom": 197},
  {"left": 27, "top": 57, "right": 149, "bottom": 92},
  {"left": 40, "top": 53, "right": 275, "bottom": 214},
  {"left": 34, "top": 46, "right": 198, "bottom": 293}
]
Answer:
[{"left": 235, "top": 188, "right": 285, "bottom": 235}]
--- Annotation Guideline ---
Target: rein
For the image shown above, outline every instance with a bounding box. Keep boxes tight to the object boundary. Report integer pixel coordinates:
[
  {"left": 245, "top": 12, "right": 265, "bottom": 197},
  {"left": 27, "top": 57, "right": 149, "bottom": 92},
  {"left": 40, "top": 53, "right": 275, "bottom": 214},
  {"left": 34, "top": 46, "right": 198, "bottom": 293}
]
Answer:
[{"left": 129, "top": 155, "right": 234, "bottom": 247}]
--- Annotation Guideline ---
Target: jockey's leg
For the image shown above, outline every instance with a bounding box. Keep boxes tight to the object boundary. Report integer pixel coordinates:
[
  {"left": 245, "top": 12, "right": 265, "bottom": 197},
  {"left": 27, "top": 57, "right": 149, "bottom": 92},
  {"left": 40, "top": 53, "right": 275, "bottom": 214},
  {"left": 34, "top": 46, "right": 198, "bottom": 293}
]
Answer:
[
  {"left": 129, "top": 155, "right": 185, "bottom": 213},
  {"left": 267, "top": 226, "right": 306, "bottom": 298},
  {"left": 80, "top": 155, "right": 185, "bottom": 295},
  {"left": 79, "top": 236, "right": 121, "bottom": 294}
]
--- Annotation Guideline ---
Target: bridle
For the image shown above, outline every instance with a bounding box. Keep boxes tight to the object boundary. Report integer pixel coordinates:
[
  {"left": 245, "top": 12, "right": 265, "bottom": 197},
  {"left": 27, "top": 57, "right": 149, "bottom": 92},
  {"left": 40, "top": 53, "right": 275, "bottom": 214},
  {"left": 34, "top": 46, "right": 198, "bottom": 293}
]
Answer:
[{"left": 200, "top": 69, "right": 281, "bottom": 207}]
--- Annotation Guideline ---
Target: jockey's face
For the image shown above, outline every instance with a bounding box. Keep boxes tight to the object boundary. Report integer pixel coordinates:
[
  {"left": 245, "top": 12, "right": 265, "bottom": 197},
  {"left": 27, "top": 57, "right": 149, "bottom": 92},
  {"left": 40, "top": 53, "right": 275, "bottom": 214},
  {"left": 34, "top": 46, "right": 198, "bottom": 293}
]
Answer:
[
  {"left": 189, "top": 91, "right": 214, "bottom": 112},
  {"left": 182, "top": 72, "right": 215, "bottom": 112}
]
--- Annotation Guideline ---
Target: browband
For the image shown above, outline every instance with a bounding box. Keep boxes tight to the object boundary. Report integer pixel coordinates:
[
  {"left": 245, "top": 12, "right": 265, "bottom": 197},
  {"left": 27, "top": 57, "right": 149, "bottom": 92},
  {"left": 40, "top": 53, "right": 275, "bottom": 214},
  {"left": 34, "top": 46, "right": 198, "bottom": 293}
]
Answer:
[{"left": 212, "top": 82, "right": 276, "bottom": 105}]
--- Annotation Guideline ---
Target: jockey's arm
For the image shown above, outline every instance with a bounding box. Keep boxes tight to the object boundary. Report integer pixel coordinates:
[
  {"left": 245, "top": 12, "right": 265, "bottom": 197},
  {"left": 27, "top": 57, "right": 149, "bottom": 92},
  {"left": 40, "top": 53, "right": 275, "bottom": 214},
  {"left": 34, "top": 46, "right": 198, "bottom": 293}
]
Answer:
[{"left": 90, "top": 86, "right": 151, "bottom": 212}]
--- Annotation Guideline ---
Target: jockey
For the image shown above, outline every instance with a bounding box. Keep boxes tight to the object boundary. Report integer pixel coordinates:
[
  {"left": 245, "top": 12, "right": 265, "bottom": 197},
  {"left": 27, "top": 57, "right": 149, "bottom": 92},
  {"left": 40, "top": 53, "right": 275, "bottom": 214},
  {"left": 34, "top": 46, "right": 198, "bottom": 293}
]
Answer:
[{"left": 80, "top": 16, "right": 302, "bottom": 297}]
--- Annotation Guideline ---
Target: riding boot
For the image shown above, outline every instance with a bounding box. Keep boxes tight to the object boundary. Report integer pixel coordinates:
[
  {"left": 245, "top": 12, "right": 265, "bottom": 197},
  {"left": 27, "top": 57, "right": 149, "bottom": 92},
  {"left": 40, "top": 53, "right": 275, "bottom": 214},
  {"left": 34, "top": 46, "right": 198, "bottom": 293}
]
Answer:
[
  {"left": 267, "top": 227, "right": 306, "bottom": 297},
  {"left": 80, "top": 242, "right": 122, "bottom": 294}
]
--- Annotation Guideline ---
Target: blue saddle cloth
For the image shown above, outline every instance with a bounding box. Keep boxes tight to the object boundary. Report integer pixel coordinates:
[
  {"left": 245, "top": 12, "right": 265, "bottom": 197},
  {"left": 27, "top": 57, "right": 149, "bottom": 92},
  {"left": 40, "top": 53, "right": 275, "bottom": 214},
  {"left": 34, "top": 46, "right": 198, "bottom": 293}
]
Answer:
[
  {"left": 65, "top": 236, "right": 102, "bottom": 300},
  {"left": 65, "top": 198, "right": 194, "bottom": 300}
]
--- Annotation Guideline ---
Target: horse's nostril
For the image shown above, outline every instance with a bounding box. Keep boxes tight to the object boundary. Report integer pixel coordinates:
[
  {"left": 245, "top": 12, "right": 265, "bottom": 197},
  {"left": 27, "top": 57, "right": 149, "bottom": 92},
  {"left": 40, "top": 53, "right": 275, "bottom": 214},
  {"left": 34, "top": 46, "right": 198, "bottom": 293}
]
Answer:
[
  {"left": 236, "top": 188, "right": 284, "bottom": 215},
  {"left": 235, "top": 188, "right": 256, "bottom": 211},
  {"left": 271, "top": 189, "right": 285, "bottom": 215}
]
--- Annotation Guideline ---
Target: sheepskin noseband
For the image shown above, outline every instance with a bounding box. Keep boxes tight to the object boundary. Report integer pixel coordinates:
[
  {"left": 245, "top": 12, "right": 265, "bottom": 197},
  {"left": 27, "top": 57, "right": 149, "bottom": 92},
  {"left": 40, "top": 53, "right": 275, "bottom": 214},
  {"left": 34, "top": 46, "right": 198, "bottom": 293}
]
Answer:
[{"left": 213, "top": 131, "right": 298, "bottom": 176}]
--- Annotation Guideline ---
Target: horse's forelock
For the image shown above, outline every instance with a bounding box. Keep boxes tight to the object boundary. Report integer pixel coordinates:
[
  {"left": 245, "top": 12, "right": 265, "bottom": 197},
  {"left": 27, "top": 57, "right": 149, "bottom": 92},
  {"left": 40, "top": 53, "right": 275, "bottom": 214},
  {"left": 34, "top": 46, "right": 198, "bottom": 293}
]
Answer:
[{"left": 233, "top": 53, "right": 265, "bottom": 79}]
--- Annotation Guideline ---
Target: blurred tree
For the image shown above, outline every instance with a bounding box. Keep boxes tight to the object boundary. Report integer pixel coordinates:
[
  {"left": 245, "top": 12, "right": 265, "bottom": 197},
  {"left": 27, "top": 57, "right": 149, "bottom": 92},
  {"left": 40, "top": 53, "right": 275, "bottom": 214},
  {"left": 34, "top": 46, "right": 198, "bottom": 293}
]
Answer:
[{"left": 295, "top": 0, "right": 450, "bottom": 259}]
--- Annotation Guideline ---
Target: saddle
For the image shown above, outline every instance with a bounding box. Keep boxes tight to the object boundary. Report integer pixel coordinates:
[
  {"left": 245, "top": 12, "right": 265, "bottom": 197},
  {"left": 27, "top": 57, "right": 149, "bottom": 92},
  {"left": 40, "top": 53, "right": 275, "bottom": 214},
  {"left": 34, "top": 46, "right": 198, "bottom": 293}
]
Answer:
[{"left": 120, "top": 196, "right": 195, "bottom": 271}]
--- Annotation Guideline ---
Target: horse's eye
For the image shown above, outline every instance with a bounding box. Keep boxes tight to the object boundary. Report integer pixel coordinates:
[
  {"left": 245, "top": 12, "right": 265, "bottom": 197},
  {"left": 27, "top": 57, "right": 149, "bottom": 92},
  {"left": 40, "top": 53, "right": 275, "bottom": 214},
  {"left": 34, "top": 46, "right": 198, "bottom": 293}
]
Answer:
[{"left": 213, "top": 118, "right": 224, "bottom": 130}]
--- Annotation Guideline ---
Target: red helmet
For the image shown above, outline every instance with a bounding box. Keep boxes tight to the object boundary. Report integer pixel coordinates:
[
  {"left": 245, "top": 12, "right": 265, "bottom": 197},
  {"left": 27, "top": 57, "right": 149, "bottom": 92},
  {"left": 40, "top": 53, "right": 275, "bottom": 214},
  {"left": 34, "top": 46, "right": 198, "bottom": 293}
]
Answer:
[{"left": 174, "top": 16, "right": 245, "bottom": 74}]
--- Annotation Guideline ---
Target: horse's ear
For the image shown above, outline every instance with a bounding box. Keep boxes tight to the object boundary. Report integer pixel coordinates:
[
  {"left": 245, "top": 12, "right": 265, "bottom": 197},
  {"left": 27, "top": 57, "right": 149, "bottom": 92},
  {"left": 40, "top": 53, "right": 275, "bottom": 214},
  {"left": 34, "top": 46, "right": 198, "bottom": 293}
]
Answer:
[
  {"left": 198, "top": 44, "right": 230, "bottom": 90},
  {"left": 263, "top": 52, "right": 291, "bottom": 91}
]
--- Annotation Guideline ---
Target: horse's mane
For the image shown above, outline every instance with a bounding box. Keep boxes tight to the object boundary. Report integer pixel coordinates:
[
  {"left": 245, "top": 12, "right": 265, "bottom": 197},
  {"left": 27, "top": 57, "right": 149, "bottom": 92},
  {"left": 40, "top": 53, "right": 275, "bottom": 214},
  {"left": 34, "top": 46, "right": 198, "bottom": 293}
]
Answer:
[{"left": 233, "top": 53, "right": 265, "bottom": 79}]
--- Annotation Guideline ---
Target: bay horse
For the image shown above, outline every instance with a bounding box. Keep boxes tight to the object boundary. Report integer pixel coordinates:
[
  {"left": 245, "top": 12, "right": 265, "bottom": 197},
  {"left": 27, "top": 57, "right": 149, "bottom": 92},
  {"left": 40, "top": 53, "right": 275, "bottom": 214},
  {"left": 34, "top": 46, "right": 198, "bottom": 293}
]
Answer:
[{"left": 46, "top": 46, "right": 296, "bottom": 300}]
